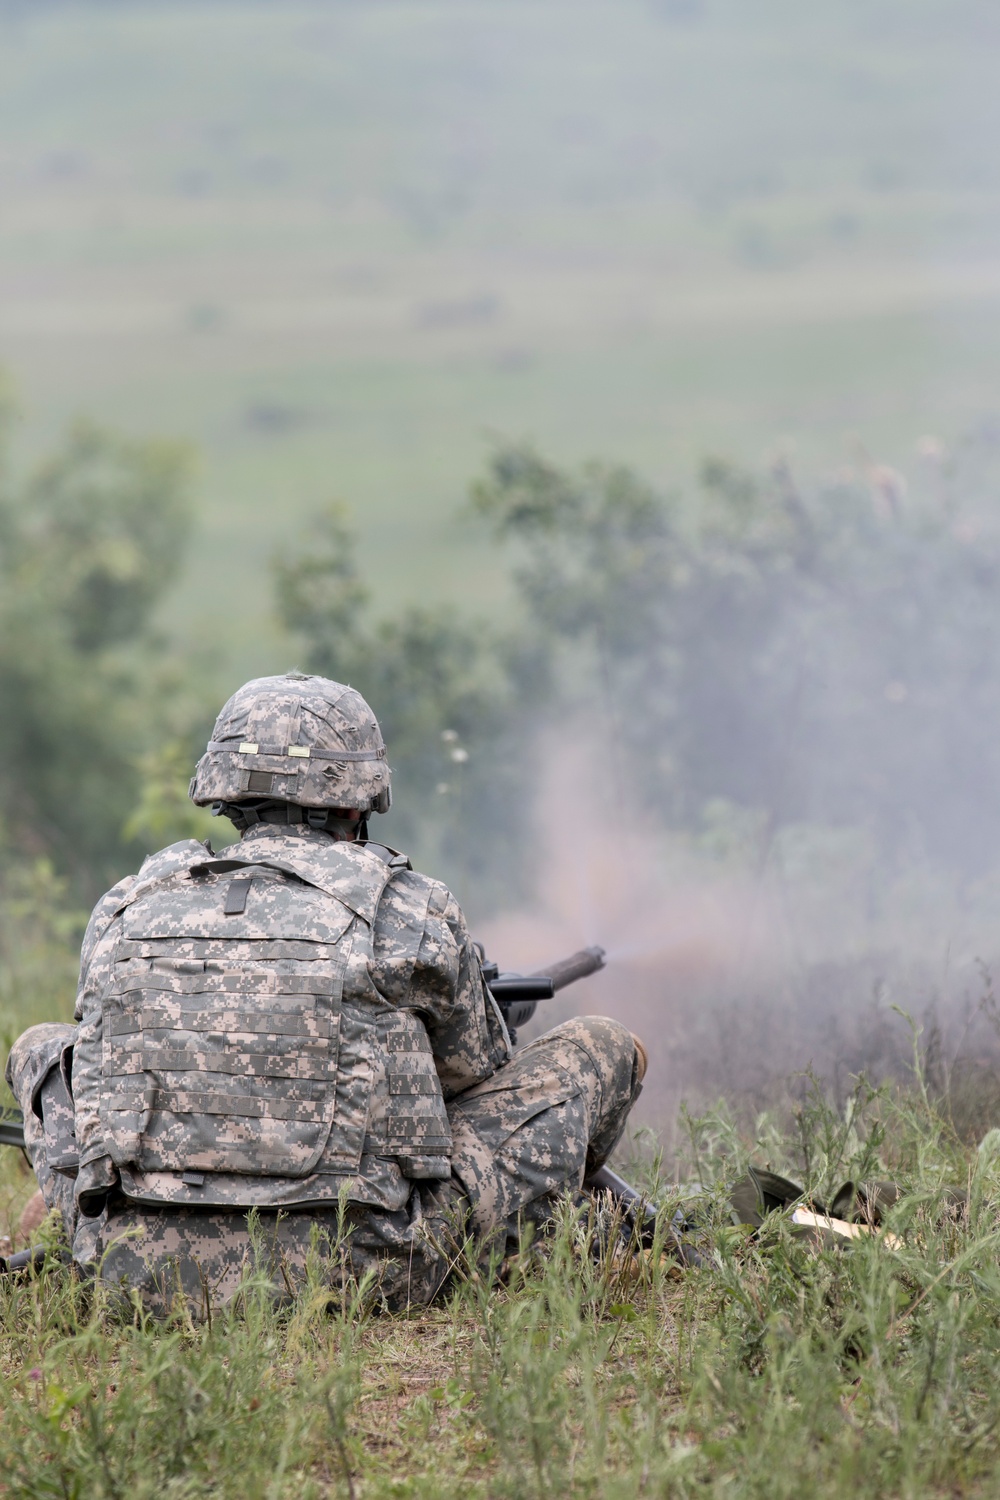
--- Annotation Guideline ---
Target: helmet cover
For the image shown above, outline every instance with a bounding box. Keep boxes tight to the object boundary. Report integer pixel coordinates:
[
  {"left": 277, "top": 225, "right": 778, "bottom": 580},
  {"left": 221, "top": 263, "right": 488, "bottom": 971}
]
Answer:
[{"left": 189, "top": 672, "right": 391, "bottom": 814}]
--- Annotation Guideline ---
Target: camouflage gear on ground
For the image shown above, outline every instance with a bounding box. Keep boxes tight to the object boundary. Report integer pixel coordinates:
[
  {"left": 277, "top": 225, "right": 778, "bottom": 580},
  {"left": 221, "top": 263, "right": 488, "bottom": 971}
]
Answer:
[
  {"left": 5, "top": 1023, "right": 79, "bottom": 1237},
  {"left": 189, "top": 673, "right": 392, "bottom": 815},
  {"left": 70, "top": 824, "right": 509, "bottom": 1216},
  {"left": 9, "top": 1014, "right": 640, "bottom": 1313},
  {"left": 5, "top": 1022, "right": 105, "bottom": 1264}
]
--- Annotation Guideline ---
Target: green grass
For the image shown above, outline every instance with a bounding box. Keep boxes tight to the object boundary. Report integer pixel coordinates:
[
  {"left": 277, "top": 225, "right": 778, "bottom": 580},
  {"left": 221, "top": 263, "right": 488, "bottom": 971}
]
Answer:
[
  {"left": 5, "top": 853, "right": 1000, "bottom": 1494},
  {"left": 2, "top": 1, "right": 1000, "bottom": 679},
  {"left": 4, "top": 1080, "right": 1000, "bottom": 1497}
]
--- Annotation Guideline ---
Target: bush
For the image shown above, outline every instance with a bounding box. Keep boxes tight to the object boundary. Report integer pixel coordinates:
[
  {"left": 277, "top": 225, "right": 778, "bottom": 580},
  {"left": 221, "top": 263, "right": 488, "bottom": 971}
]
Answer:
[{"left": 0, "top": 402, "right": 195, "bottom": 897}]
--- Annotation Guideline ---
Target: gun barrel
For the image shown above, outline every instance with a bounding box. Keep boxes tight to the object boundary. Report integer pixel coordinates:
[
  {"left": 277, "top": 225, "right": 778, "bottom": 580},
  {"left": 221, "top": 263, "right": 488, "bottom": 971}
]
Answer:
[
  {"left": 0, "top": 1245, "right": 71, "bottom": 1277},
  {"left": 536, "top": 945, "right": 606, "bottom": 993},
  {"left": 587, "top": 1162, "right": 653, "bottom": 1215}
]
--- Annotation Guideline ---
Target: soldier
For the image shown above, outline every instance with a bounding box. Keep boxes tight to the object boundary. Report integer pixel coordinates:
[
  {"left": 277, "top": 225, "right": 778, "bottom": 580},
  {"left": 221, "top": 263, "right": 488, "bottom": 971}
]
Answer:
[{"left": 6, "top": 673, "right": 645, "bottom": 1313}]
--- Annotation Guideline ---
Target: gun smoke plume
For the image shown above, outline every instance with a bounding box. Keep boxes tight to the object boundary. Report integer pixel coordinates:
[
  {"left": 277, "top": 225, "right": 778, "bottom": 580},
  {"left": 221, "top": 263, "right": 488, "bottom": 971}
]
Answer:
[{"left": 478, "top": 736, "right": 1000, "bottom": 1150}]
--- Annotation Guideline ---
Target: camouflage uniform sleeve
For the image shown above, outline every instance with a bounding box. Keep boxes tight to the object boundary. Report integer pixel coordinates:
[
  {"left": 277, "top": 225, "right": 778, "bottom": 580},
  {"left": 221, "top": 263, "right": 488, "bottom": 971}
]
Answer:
[
  {"left": 72, "top": 902, "right": 128, "bottom": 1169},
  {"left": 73, "top": 874, "right": 136, "bottom": 1022},
  {"left": 372, "top": 870, "right": 511, "bottom": 1100}
]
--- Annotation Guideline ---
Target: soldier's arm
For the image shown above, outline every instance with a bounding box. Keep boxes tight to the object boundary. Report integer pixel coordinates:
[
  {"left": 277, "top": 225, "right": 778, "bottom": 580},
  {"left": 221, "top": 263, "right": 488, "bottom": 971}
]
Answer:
[
  {"left": 372, "top": 871, "right": 510, "bottom": 1100},
  {"left": 71, "top": 912, "right": 123, "bottom": 1176},
  {"left": 73, "top": 873, "right": 136, "bottom": 1022}
]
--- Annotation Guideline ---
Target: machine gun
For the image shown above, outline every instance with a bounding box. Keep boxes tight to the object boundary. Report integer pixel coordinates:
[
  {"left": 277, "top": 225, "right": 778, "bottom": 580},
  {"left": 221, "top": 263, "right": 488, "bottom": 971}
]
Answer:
[{"left": 480, "top": 943, "right": 607, "bottom": 1045}]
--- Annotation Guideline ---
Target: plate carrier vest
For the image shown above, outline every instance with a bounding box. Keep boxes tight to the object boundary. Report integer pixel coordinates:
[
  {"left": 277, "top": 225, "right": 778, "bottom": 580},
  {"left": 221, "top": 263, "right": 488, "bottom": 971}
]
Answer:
[{"left": 97, "top": 837, "right": 452, "bottom": 1210}]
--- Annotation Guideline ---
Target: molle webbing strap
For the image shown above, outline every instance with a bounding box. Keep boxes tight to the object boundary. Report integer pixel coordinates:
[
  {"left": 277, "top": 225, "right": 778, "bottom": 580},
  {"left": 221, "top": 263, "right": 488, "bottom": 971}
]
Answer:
[
  {"left": 188, "top": 839, "right": 398, "bottom": 925},
  {"left": 358, "top": 841, "right": 405, "bottom": 865},
  {"left": 207, "top": 741, "right": 386, "bottom": 762},
  {"left": 224, "top": 877, "right": 252, "bottom": 915}
]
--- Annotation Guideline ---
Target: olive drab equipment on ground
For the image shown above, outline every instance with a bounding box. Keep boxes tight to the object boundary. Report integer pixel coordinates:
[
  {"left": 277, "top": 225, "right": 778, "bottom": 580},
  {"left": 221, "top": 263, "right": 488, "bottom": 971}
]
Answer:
[
  {"left": 188, "top": 673, "right": 392, "bottom": 818},
  {"left": 81, "top": 832, "right": 451, "bottom": 1214}
]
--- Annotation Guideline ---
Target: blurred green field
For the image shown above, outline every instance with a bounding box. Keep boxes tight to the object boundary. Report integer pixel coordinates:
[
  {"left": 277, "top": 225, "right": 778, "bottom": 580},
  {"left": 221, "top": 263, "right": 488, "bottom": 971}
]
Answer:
[{"left": 1, "top": 0, "right": 999, "bottom": 678}]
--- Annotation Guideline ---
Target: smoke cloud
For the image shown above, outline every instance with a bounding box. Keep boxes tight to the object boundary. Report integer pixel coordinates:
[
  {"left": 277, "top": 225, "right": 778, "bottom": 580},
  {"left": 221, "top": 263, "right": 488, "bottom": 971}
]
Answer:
[{"left": 477, "top": 731, "right": 1000, "bottom": 1148}]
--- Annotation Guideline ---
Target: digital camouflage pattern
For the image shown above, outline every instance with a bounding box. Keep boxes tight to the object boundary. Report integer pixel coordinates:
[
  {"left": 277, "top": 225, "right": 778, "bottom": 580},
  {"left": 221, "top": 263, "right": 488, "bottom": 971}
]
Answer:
[
  {"left": 189, "top": 673, "right": 392, "bottom": 815},
  {"left": 7, "top": 798, "right": 641, "bottom": 1313},
  {"left": 92, "top": 1182, "right": 467, "bottom": 1316},
  {"left": 10, "top": 1013, "right": 640, "bottom": 1313},
  {"left": 69, "top": 823, "right": 510, "bottom": 1218},
  {"left": 449, "top": 1016, "right": 642, "bottom": 1238},
  {"left": 5, "top": 1023, "right": 79, "bottom": 1236}
]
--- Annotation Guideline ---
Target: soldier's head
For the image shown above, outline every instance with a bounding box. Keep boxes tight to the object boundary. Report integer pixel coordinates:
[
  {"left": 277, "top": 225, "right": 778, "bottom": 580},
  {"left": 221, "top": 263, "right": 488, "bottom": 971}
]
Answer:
[{"left": 188, "top": 672, "right": 391, "bottom": 840}]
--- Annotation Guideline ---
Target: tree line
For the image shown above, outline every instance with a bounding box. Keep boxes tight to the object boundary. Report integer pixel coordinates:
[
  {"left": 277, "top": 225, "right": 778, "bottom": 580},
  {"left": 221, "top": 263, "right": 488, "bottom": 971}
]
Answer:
[{"left": 4, "top": 385, "right": 1000, "bottom": 919}]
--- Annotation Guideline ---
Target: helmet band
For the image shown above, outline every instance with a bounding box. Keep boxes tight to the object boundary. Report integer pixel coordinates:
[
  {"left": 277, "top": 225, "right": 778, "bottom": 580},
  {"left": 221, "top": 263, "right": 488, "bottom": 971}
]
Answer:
[{"left": 207, "top": 741, "right": 386, "bottom": 762}]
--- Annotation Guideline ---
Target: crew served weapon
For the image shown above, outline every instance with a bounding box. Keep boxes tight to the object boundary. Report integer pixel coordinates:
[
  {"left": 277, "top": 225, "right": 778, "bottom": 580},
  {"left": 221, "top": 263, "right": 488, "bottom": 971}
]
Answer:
[{"left": 480, "top": 943, "right": 607, "bottom": 1044}]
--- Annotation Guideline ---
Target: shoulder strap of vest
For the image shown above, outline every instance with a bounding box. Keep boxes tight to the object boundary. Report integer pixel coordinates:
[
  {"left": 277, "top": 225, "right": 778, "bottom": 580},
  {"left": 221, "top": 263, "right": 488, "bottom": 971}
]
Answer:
[
  {"left": 190, "top": 840, "right": 396, "bottom": 924},
  {"left": 359, "top": 841, "right": 412, "bottom": 870},
  {"left": 108, "top": 834, "right": 400, "bottom": 928},
  {"left": 135, "top": 839, "right": 215, "bottom": 885},
  {"left": 91, "top": 840, "right": 213, "bottom": 943}
]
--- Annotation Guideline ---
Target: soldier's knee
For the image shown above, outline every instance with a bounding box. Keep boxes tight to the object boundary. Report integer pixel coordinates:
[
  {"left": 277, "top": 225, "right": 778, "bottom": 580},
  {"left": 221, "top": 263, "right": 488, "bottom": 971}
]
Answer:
[{"left": 526, "top": 1015, "right": 641, "bottom": 1129}]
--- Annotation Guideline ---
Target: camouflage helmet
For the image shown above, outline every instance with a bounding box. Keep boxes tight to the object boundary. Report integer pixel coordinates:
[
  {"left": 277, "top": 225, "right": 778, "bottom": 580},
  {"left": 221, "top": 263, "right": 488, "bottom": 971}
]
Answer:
[{"left": 189, "top": 672, "right": 391, "bottom": 814}]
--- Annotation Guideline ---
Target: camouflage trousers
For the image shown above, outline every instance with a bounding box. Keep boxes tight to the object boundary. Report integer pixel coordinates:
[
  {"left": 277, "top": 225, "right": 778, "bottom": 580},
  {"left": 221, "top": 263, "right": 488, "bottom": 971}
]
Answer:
[{"left": 6, "top": 1015, "right": 640, "bottom": 1314}]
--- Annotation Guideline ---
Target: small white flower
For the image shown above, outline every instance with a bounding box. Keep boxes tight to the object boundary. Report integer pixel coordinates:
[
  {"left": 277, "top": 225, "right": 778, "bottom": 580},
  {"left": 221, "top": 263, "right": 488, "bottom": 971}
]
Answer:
[
  {"left": 450, "top": 747, "right": 469, "bottom": 764},
  {"left": 441, "top": 729, "right": 459, "bottom": 743}
]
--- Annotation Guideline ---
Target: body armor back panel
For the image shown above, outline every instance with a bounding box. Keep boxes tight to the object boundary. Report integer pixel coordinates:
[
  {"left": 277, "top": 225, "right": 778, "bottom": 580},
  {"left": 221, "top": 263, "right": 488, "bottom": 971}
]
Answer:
[{"left": 97, "top": 841, "right": 451, "bottom": 1202}]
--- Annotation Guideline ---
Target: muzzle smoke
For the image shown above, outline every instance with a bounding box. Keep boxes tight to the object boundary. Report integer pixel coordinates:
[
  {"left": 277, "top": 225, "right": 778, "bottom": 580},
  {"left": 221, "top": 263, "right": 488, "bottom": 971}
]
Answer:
[{"left": 478, "top": 737, "right": 1000, "bottom": 1147}]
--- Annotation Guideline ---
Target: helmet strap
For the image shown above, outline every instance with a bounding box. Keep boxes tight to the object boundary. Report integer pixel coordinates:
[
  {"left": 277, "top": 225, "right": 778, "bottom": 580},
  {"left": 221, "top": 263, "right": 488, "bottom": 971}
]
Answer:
[{"left": 212, "top": 799, "right": 367, "bottom": 841}]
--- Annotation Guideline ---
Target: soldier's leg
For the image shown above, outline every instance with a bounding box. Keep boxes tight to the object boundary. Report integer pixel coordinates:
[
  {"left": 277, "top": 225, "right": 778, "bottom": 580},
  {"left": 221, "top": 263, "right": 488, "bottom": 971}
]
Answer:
[
  {"left": 448, "top": 1015, "right": 643, "bottom": 1240},
  {"left": 4, "top": 1023, "right": 80, "bottom": 1245}
]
